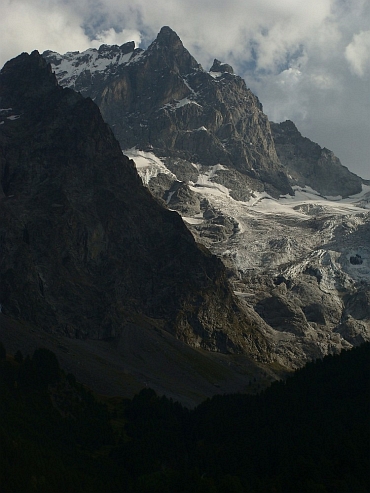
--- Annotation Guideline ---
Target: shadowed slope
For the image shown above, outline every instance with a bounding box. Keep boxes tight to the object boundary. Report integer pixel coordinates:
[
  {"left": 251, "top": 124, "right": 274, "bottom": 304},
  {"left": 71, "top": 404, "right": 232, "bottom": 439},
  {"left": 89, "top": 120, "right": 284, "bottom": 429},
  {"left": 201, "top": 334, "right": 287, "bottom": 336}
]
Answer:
[{"left": 0, "top": 51, "right": 269, "bottom": 359}]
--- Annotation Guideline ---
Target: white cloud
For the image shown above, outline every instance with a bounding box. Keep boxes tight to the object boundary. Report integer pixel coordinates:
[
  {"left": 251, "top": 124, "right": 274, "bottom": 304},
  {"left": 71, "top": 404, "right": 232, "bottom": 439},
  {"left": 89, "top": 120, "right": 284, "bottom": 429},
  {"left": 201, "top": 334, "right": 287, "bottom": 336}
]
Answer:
[
  {"left": 90, "top": 28, "right": 141, "bottom": 48},
  {"left": 345, "top": 30, "right": 370, "bottom": 77},
  {"left": 0, "top": 0, "right": 141, "bottom": 68},
  {"left": 0, "top": 0, "right": 89, "bottom": 66}
]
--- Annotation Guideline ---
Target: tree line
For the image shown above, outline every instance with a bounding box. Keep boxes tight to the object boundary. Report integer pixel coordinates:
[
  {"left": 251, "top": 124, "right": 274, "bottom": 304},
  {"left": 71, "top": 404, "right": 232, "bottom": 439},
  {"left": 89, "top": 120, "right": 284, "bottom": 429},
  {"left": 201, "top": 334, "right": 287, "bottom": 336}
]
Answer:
[{"left": 0, "top": 341, "right": 369, "bottom": 492}]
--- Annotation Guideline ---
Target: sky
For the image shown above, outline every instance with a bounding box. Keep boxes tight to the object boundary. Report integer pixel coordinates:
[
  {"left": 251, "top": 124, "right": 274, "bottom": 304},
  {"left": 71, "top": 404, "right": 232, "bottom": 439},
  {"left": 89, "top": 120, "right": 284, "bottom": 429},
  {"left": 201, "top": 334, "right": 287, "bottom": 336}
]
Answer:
[{"left": 1, "top": 0, "right": 369, "bottom": 179}]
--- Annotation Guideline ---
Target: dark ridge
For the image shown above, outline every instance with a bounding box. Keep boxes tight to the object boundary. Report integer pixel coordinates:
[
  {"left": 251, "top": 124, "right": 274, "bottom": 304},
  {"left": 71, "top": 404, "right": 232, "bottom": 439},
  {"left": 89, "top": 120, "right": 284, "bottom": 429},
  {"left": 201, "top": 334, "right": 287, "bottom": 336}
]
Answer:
[{"left": 0, "top": 50, "right": 268, "bottom": 358}]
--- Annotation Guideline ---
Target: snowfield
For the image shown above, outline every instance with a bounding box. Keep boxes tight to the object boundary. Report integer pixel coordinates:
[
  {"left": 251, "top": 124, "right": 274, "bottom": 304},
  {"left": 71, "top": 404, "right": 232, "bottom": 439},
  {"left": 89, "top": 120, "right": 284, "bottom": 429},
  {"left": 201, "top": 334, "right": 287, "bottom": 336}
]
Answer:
[
  {"left": 128, "top": 148, "right": 370, "bottom": 363},
  {"left": 46, "top": 47, "right": 142, "bottom": 88},
  {"left": 128, "top": 147, "right": 370, "bottom": 283},
  {"left": 123, "top": 148, "right": 176, "bottom": 185}
]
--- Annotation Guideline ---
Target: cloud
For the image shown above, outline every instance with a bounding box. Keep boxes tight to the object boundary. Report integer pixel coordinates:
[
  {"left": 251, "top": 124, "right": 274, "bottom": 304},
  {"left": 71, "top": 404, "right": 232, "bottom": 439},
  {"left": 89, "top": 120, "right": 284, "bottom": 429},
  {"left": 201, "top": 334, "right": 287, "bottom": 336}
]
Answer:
[
  {"left": 345, "top": 30, "right": 370, "bottom": 77},
  {"left": 90, "top": 28, "right": 142, "bottom": 48},
  {"left": 0, "top": 0, "right": 354, "bottom": 79},
  {"left": 0, "top": 0, "right": 141, "bottom": 68},
  {"left": 0, "top": 0, "right": 88, "bottom": 66}
]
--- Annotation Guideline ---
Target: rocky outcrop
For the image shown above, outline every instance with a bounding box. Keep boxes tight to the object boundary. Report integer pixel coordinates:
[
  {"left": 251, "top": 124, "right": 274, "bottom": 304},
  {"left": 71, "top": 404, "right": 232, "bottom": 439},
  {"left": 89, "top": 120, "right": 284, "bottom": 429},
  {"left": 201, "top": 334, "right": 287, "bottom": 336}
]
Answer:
[
  {"left": 271, "top": 120, "right": 363, "bottom": 197},
  {"left": 209, "top": 59, "right": 234, "bottom": 75},
  {"left": 0, "top": 51, "right": 270, "bottom": 358}
]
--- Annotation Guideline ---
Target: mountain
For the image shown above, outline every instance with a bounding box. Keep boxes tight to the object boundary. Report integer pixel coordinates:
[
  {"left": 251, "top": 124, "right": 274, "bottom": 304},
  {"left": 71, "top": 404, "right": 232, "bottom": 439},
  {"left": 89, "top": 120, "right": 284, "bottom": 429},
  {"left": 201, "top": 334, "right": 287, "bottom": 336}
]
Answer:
[
  {"left": 0, "top": 50, "right": 284, "bottom": 404},
  {"left": 43, "top": 26, "right": 364, "bottom": 200},
  {"left": 43, "top": 26, "right": 370, "bottom": 367},
  {"left": 270, "top": 120, "right": 363, "bottom": 197},
  {"left": 44, "top": 26, "right": 293, "bottom": 199}
]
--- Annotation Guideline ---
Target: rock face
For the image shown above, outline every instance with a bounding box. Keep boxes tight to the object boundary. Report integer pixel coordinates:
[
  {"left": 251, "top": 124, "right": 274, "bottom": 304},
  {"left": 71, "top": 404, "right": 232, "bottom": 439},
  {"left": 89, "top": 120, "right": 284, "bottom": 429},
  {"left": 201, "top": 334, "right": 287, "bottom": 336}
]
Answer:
[
  {"left": 43, "top": 26, "right": 366, "bottom": 204},
  {"left": 44, "top": 26, "right": 293, "bottom": 199},
  {"left": 270, "top": 120, "right": 363, "bottom": 198},
  {"left": 42, "top": 27, "right": 370, "bottom": 369},
  {"left": 0, "top": 51, "right": 270, "bottom": 358}
]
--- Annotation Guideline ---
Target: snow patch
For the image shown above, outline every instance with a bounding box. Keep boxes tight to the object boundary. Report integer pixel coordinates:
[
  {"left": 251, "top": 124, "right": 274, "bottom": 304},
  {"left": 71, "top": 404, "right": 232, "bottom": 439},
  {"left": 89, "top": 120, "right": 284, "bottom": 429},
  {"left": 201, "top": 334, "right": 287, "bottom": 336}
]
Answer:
[
  {"left": 182, "top": 217, "right": 204, "bottom": 225},
  {"left": 124, "top": 148, "right": 176, "bottom": 184},
  {"left": 162, "top": 98, "right": 202, "bottom": 111},
  {"left": 119, "top": 149, "right": 370, "bottom": 297},
  {"left": 48, "top": 47, "right": 142, "bottom": 88},
  {"left": 189, "top": 165, "right": 231, "bottom": 199},
  {"left": 343, "top": 184, "right": 370, "bottom": 209},
  {"left": 166, "top": 190, "right": 176, "bottom": 204},
  {"left": 209, "top": 71, "right": 222, "bottom": 78},
  {"left": 325, "top": 195, "right": 343, "bottom": 201},
  {"left": 279, "top": 184, "right": 370, "bottom": 214}
]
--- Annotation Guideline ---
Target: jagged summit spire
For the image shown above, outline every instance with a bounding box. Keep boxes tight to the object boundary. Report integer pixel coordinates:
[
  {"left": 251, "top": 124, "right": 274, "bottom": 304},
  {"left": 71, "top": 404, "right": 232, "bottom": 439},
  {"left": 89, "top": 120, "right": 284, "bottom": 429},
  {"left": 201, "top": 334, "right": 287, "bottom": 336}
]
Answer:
[
  {"left": 156, "top": 26, "right": 182, "bottom": 45},
  {"left": 146, "top": 26, "right": 202, "bottom": 74},
  {"left": 0, "top": 50, "right": 59, "bottom": 108},
  {"left": 150, "top": 25, "right": 185, "bottom": 53}
]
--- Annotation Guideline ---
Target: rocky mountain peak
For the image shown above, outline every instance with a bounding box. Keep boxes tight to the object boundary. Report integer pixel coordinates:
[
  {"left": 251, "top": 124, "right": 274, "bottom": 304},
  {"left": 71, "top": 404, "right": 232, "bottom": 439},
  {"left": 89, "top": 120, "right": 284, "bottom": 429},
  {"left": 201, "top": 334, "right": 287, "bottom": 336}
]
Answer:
[
  {"left": 119, "top": 40, "right": 136, "bottom": 54},
  {"left": 39, "top": 30, "right": 370, "bottom": 371},
  {"left": 275, "top": 119, "right": 297, "bottom": 133},
  {"left": 209, "top": 58, "right": 234, "bottom": 74},
  {"left": 156, "top": 25, "right": 182, "bottom": 46},
  {"left": 0, "top": 50, "right": 58, "bottom": 108},
  {"left": 271, "top": 120, "right": 363, "bottom": 197},
  {"left": 44, "top": 27, "right": 294, "bottom": 197},
  {"left": 145, "top": 26, "right": 202, "bottom": 75},
  {"left": 98, "top": 40, "right": 135, "bottom": 56},
  {"left": 1, "top": 35, "right": 370, "bottom": 400}
]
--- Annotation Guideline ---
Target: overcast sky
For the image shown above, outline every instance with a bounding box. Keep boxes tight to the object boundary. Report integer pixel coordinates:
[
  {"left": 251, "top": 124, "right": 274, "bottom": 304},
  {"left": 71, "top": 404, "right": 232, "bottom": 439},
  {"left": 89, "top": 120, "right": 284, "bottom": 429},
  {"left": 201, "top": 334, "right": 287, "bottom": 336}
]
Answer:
[{"left": 1, "top": 0, "right": 369, "bottom": 179}]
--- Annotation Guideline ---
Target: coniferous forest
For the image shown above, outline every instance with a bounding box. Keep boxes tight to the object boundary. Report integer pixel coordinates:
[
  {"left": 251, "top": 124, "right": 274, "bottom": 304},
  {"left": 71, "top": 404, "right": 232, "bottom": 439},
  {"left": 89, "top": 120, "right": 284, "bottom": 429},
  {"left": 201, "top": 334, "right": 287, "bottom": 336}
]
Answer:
[{"left": 0, "top": 341, "right": 369, "bottom": 493}]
